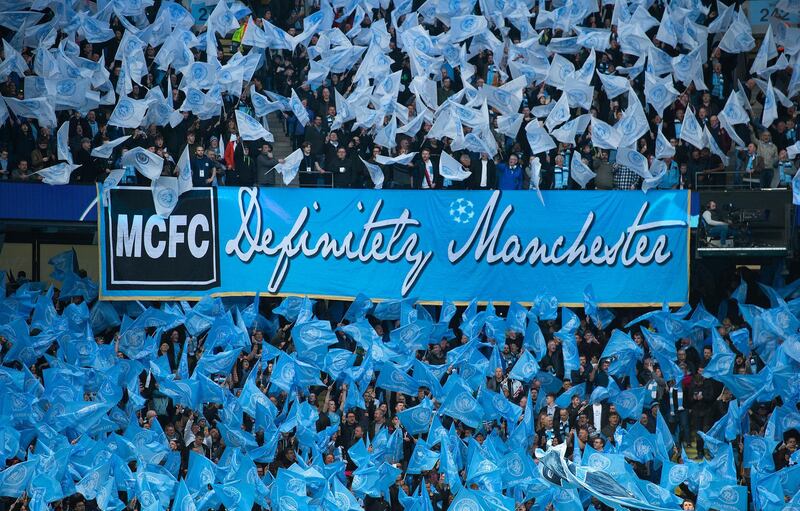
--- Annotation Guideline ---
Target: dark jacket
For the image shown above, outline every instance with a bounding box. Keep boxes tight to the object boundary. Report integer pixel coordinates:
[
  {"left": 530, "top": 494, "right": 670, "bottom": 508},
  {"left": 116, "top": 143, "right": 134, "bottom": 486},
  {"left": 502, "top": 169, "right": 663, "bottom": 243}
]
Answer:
[
  {"left": 413, "top": 158, "right": 442, "bottom": 189},
  {"left": 329, "top": 156, "right": 361, "bottom": 188},
  {"left": 466, "top": 158, "right": 497, "bottom": 190}
]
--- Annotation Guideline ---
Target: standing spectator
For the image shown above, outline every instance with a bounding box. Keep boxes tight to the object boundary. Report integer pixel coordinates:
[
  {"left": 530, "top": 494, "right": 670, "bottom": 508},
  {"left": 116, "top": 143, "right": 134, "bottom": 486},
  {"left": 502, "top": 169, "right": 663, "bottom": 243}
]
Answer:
[
  {"left": 612, "top": 161, "right": 641, "bottom": 190},
  {"left": 191, "top": 146, "right": 215, "bottom": 186},
  {"left": 414, "top": 149, "right": 440, "bottom": 189},
  {"left": 256, "top": 143, "right": 279, "bottom": 186},
  {"left": 467, "top": 152, "right": 496, "bottom": 190},
  {"left": 496, "top": 154, "right": 524, "bottom": 190}
]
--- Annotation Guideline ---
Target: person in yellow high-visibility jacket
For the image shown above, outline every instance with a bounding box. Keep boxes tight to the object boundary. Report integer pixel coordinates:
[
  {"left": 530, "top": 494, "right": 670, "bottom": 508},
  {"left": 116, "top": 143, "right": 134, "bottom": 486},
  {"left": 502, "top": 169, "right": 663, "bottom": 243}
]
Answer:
[{"left": 231, "top": 17, "right": 248, "bottom": 52}]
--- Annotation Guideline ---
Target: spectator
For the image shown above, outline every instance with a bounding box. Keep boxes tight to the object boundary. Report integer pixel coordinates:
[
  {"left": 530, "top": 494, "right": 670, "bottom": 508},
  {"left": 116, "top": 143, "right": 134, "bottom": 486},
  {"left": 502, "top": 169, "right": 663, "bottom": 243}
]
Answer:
[{"left": 191, "top": 146, "right": 215, "bottom": 186}]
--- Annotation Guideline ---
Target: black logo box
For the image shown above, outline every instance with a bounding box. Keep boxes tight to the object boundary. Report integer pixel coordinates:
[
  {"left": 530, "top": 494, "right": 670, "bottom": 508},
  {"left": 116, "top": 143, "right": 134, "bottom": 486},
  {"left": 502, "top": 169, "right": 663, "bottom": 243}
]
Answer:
[{"left": 104, "top": 187, "right": 220, "bottom": 291}]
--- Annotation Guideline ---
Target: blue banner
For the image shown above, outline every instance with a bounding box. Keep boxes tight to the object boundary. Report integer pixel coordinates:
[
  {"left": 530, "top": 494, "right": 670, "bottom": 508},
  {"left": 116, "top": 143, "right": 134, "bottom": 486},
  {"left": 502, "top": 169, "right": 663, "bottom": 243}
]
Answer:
[
  {"left": 98, "top": 187, "right": 689, "bottom": 305},
  {"left": 0, "top": 182, "right": 98, "bottom": 222}
]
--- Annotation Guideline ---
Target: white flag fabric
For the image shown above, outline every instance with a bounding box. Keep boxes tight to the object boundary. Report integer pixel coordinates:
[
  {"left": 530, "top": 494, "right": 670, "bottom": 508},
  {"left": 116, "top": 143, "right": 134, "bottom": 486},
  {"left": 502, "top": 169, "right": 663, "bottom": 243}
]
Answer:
[
  {"left": 614, "top": 91, "right": 649, "bottom": 142},
  {"left": 91, "top": 135, "right": 131, "bottom": 159},
  {"left": 793, "top": 167, "right": 800, "bottom": 205},
  {"left": 679, "top": 108, "right": 706, "bottom": 149},
  {"left": 4, "top": 96, "right": 56, "bottom": 127},
  {"left": 718, "top": 10, "right": 754, "bottom": 54},
  {"left": 152, "top": 176, "right": 180, "bottom": 218},
  {"left": 175, "top": 145, "right": 193, "bottom": 195},
  {"left": 590, "top": 117, "right": 621, "bottom": 150},
  {"left": 360, "top": 158, "right": 384, "bottom": 189},
  {"left": 290, "top": 89, "right": 310, "bottom": 127},
  {"left": 250, "top": 86, "right": 283, "bottom": 117},
  {"left": 396, "top": 112, "right": 426, "bottom": 137},
  {"left": 235, "top": 110, "right": 274, "bottom": 142},
  {"left": 762, "top": 79, "right": 778, "bottom": 128},
  {"left": 438, "top": 151, "right": 471, "bottom": 181},
  {"left": 788, "top": 141, "right": 800, "bottom": 159},
  {"left": 529, "top": 156, "right": 544, "bottom": 206},
  {"left": 375, "top": 152, "right": 417, "bottom": 165},
  {"left": 109, "top": 96, "right": 151, "bottom": 128},
  {"left": 496, "top": 114, "right": 524, "bottom": 138},
  {"left": 273, "top": 148, "right": 304, "bottom": 185},
  {"left": 564, "top": 81, "right": 594, "bottom": 111},
  {"left": 655, "top": 125, "right": 675, "bottom": 159},
  {"left": 121, "top": 147, "right": 164, "bottom": 181},
  {"left": 644, "top": 72, "right": 679, "bottom": 117},
  {"left": 704, "top": 126, "right": 729, "bottom": 167},
  {"left": 101, "top": 169, "right": 125, "bottom": 206},
  {"left": 642, "top": 159, "right": 668, "bottom": 193},
  {"left": 720, "top": 90, "right": 749, "bottom": 125},
  {"left": 57, "top": 121, "right": 72, "bottom": 164},
  {"left": 570, "top": 152, "right": 596, "bottom": 189},
  {"left": 544, "top": 93, "right": 570, "bottom": 131},
  {"left": 616, "top": 146, "right": 650, "bottom": 179},
  {"left": 36, "top": 163, "right": 80, "bottom": 185},
  {"left": 526, "top": 121, "right": 557, "bottom": 155},
  {"left": 597, "top": 73, "right": 630, "bottom": 99}
]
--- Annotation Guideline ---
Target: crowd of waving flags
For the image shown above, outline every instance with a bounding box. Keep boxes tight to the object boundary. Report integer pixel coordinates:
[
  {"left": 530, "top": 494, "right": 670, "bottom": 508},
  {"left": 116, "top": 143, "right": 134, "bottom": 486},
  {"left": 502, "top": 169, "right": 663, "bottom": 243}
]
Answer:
[
  {"left": 0, "top": 248, "right": 799, "bottom": 510},
  {"left": 0, "top": 0, "right": 797, "bottom": 200}
]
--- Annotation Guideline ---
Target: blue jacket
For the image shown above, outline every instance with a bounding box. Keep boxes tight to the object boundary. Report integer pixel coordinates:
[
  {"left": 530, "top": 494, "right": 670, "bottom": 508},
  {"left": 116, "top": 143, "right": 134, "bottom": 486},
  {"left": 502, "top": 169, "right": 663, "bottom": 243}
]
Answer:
[{"left": 496, "top": 163, "right": 523, "bottom": 190}]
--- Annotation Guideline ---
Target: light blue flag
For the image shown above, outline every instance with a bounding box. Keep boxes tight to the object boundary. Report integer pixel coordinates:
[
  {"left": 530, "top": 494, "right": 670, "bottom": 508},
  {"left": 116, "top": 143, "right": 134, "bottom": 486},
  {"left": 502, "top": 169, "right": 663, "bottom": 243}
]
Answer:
[
  {"left": 407, "top": 440, "right": 439, "bottom": 474},
  {"left": 743, "top": 434, "right": 777, "bottom": 471},
  {"left": 508, "top": 348, "right": 539, "bottom": 382},
  {"left": 344, "top": 293, "right": 373, "bottom": 322},
  {"left": 272, "top": 296, "right": 313, "bottom": 322},
  {"left": 439, "top": 384, "right": 482, "bottom": 428},
  {"left": 194, "top": 349, "right": 241, "bottom": 376},
  {"left": 698, "top": 480, "right": 748, "bottom": 511},
  {"left": 618, "top": 422, "right": 656, "bottom": 463},
  {"left": 478, "top": 387, "right": 521, "bottom": 423},
  {"left": 398, "top": 398, "right": 434, "bottom": 435},
  {"left": 555, "top": 383, "right": 586, "bottom": 408},
  {"left": 0, "top": 457, "right": 37, "bottom": 497},
  {"left": 555, "top": 307, "right": 580, "bottom": 374},
  {"left": 375, "top": 362, "right": 419, "bottom": 395},
  {"left": 186, "top": 451, "right": 217, "bottom": 495},
  {"left": 610, "top": 386, "right": 647, "bottom": 420},
  {"left": 600, "top": 330, "right": 643, "bottom": 377},
  {"left": 583, "top": 284, "right": 615, "bottom": 328},
  {"left": 703, "top": 330, "right": 736, "bottom": 378},
  {"left": 174, "top": 479, "right": 196, "bottom": 511},
  {"left": 523, "top": 311, "right": 547, "bottom": 360}
]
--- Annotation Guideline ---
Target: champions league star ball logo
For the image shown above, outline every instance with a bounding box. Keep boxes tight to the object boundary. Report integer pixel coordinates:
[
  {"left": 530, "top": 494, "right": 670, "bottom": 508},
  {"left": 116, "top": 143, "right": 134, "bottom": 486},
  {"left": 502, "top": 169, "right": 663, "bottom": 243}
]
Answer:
[{"left": 449, "top": 198, "right": 475, "bottom": 224}]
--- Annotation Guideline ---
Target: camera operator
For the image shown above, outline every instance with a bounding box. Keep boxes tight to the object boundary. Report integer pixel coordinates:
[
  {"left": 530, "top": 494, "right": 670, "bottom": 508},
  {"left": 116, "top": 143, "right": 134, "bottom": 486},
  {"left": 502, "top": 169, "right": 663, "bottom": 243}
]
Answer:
[{"left": 702, "top": 200, "right": 738, "bottom": 246}]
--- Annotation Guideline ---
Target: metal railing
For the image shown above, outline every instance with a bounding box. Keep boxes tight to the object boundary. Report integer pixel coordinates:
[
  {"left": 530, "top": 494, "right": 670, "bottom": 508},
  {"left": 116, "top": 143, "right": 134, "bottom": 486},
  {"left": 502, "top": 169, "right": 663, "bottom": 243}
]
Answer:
[{"left": 693, "top": 170, "right": 790, "bottom": 191}]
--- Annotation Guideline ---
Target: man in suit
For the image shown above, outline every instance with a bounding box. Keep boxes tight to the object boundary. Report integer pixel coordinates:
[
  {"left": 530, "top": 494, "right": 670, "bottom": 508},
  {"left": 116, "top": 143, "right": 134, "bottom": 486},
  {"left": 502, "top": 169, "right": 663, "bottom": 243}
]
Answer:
[
  {"left": 413, "top": 148, "right": 442, "bottom": 189},
  {"left": 467, "top": 152, "right": 496, "bottom": 190},
  {"left": 328, "top": 146, "right": 361, "bottom": 188}
]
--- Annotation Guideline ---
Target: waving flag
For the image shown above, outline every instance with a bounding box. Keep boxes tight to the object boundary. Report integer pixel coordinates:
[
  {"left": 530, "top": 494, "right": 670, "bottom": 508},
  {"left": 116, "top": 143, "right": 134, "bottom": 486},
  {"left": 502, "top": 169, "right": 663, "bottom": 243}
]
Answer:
[
  {"left": 679, "top": 107, "right": 706, "bottom": 149},
  {"left": 119, "top": 147, "right": 163, "bottom": 181},
  {"left": 272, "top": 148, "right": 303, "bottom": 186},
  {"left": 108, "top": 96, "right": 152, "bottom": 128},
  {"left": 569, "top": 152, "right": 596, "bottom": 188},
  {"left": 91, "top": 135, "right": 131, "bottom": 159},
  {"left": 235, "top": 110, "right": 274, "bottom": 142},
  {"left": 438, "top": 151, "right": 471, "bottom": 181}
]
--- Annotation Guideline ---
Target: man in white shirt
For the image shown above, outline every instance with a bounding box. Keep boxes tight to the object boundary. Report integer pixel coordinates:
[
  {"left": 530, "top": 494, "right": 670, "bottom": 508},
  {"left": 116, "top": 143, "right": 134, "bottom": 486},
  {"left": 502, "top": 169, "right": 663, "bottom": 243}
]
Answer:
[
  {"left": 414, "top": 149, "right": 440, "bottom": 189},
  {"left": 467, "top": 152, "right": 496, "bottom": 190}
]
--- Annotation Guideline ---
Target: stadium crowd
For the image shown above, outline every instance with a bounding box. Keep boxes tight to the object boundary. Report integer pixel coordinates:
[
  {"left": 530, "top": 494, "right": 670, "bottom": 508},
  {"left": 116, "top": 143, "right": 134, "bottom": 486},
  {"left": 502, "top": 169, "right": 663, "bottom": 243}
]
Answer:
[
  {"left": 0, "top": 254, "right": 799, "bottom": 511},
  {"left": 0, "top": 0, "right": 798, "bottom": 190}
]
